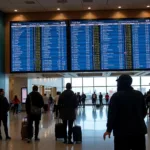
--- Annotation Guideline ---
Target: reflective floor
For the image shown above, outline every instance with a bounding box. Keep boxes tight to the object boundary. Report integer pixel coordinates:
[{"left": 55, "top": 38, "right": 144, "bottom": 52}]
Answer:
[{"left": 0, "top": 106, "right": 150, "bottom": 150}]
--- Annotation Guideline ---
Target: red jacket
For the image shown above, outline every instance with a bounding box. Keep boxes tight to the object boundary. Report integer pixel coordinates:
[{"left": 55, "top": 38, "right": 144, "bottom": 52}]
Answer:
[{"left": 13, "top": 98, "right": 20, "bottom": 104}]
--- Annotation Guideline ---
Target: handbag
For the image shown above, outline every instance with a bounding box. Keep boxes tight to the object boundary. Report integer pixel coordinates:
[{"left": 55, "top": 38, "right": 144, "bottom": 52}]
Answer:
[{"left": 30, "top": 95, "right": 41, "bottom": 115}]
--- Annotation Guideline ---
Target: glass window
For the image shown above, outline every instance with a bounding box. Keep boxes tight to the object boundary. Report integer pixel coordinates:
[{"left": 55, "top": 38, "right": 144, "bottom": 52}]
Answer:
[
  {"left": 132, "top": 77, "right": 140, "bottom": 86},
  {"left": 107, "top": 77, "right": 117, "bottom": 86},
  {"left": 141, "top": 86, "right": 150, "bottom": 94},
  {"left": 83, "top": 87, "right": 93, "bottom": 99},
  {"left": 94, "top": 87, "right": 106, "bottom": 96},
  {"left": 72, "top": 87, "right": 82, "bottom": 94},
  {"left": 133, "top": 86, "right": 141, "bottom": 91},
  {"left": 63, "top": 78, "right": 71, "bottom": 87},
  {"left": 141, "top": 76, "right": 150, "bottom": 85},
  {"left": 83, "top": 77, "right": 93, "bottom": 86},
  {"left": 107, "top": 87, "right": 117, "bottom": 97},
  {"left": 72, "top": 78, "right": 82, "bottom": 87},
  {"left": 94, "top": 77, "right": 106, "bottom": 86}
]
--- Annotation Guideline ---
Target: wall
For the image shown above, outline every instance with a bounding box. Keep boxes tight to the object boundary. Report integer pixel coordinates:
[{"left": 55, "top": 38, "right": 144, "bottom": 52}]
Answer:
[
  {"left": 0, "top": 12, "right": 5, "bottom": 88},
  {"left": 27, "top": 78, "right": 63, "bottom": 94},
  {"left": 10, "top": 77, "right": 27, "bottom": 101},
  {"left": 5, "top": 10, "right": 150, "bottom": 73}
]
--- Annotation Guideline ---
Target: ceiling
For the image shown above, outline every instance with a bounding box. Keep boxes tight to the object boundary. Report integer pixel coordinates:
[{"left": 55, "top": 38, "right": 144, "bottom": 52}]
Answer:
[
  {"left": 0, "top": 0, "right": 150, "bottom": 12},
  {"left": 8, "top": 71, "right": 150, "bottom": 78}
]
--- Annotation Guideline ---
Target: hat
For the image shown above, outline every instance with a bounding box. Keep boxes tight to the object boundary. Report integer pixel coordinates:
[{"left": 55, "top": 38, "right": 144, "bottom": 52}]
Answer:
[{"left": 116, "top": 74, "right": 132, "bottom": 85}]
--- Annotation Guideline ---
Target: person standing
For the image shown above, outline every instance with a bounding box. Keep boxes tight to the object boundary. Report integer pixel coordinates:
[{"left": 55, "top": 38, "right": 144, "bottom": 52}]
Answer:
[
  {"left": 26, "top": 85, "right": 44, "bottom": 143},
  {"left": 54, "top": 92, "right": 61, "bottom": 118},
  {"left": 146, "top": 91, "right": 150, "bottom": 117},
  {"left": 13, "top": 95, "right": 20, "bottom": 115},
  {"left": 81, "top": 93, "right": 86, "bottom": 108},
  {"left": 43, "top": 94, "right": 49, "bottom": 112},
  {"left": 58, "top": 83, "right": 78, "bottom": 144},
  {"left": 92, "top": 92, "right": 97, "bottom": 108},
  {"left": 77, "top": 92, "right": 81, "bottom": 107},
  {"left": 105, "top": 93, "right": 109, "bottom": 105},
  {"left": 103, "top": 75, "right": 147, "bottom": 150},
  {"left": 99, "top": 92, "right": 103, "bottom": 106},
  {"left": 0, "top": 89, "right": 11, "bottom": 140}
]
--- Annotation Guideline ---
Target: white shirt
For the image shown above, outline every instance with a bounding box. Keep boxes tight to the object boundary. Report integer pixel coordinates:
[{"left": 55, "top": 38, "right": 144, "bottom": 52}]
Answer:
[
  {"left": 43, "top": 96, "right": 49, "bottom": 104},
  {"left": 54, "top": 95, "right": 59, "bottom": 105}
]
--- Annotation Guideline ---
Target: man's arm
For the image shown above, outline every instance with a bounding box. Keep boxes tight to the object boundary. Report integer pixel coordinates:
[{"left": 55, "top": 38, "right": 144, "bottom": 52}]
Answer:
[
  {"left": 141, "top": 93, "right": 147, "bottom": 118},
  {"left": 106, "top": 94, "right": 117, "bottom": 133},
  {"left": 25, "top": 95, "right": 30, "bottom": 115},
  {"left": 4, "top": 97, "right": 10, "bottom": 112}
]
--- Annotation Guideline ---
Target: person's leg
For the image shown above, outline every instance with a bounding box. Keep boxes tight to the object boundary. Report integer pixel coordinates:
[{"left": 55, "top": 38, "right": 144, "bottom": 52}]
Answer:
[
  {"left": 35, "top": 120, "right": 40, "bottom": 140},
  {"left": 55, "top": 105, "right": 58, "bottom": 118},
  {"left": 16, "top": 104, "right": 18, "bottom": 114},
  {"left": 131, "top": 135, "right": 146, "bottom": 150},
  {"left": 2, "top": 115, "right": 11, "bottom": 140},
  {"left": 114, "top": 136, "right": 130, "bottom": 150},
  {"left": 13, "top": 104, "right": 16, "bottom": 115},
  {"left": 27, "top": 116, "right": 33, "bottom": 142},
  {"left": 68, "top": 120, "right": 74, "bottom": 144},
  {"left": 62, "top": 120, "right": 67, "bottom": 143}
]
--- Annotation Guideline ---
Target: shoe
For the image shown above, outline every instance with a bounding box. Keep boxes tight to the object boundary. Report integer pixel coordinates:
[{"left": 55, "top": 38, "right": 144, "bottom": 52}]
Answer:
[
  {"left": 0, "top": 136, "right": 2, "bottom": 140},
  {"left": 6, "top": 136, "right": 11, "bottom": 140},
  {"left": 35, "top": 137, "right": 40, "bottom": 141},
  {"left": 27, "top": 138, "right": 31, "bottom": 143},
  {"left": 68, "top": 140, "right": 73, "bottom": 144}
]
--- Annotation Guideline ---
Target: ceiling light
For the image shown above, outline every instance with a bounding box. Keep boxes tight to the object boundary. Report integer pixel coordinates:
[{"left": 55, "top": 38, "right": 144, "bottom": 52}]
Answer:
[
  {"left": 57, "top": 8, "right": 60, "bottom": 11},
  {"left": 147, "top": 5, "right": 150, "bottom": 8},
  {"left": 14, "top": 9, "right": 18, "bottom": 12},
  {"left": 118, "top": 6, "right": 122, "bottom": 9},
  {"left": 88, "top": 7, "right": 91, "bottom": 10}
]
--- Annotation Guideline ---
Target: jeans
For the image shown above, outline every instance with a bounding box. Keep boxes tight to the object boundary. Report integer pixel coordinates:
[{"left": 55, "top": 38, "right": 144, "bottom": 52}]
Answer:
[
  {"left": 0, "top": 115, "right": 9, "bottom": 137},
  {"left": 114, "top": 135, "right": 146, "bottom": 150},
  {"left": 13, "top": 104, "right": 18, "bottom": 114},
  {"left": 28, "top": 116, "right": 40, "bottom": 139},
  {"left": 63, "top": 120, "right": 74, "bottom": 141}
]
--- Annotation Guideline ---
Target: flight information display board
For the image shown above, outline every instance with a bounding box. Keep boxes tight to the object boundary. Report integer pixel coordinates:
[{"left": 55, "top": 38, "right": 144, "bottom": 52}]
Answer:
[
  {"left": 70, "top": 19, "right": 150, "bottom": 71},
  {"left": 11, "top": 21, "right": 67, "bottom": 72}
]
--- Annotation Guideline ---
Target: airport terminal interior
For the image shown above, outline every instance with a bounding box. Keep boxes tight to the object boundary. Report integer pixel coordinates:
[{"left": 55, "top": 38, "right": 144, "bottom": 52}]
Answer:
[{"left": 1, "top": 0, "right": 150, "bottom": 149}]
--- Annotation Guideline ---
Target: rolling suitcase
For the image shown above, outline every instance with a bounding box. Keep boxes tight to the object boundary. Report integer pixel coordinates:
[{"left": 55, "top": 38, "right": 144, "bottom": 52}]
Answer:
[
  {"left": 55, "top": 119, "right": 64, "bottom": 140},
  {"left": 73, "top": 125, "right": 82, "bottom": 143},
  {"left": 21, "top": 117, "right": 28, "bottom": 140}
]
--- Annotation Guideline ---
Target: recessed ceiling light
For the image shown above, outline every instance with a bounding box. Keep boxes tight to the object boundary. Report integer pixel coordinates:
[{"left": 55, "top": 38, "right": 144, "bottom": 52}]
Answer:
[
  {"left": 88, "top": 7, "right": 91, "bottom": 10},
  {"left": 14, "top": 9, "right": 18, "bottom": 12},
  {"left": 118, "top": 6, "right": 122, "bottom": 9},
  {"left": 57, "top": 8, "right": 60, "bottom": 11},
  {"left": 147, "top": 5, "right": 150, "bottom": 8}
]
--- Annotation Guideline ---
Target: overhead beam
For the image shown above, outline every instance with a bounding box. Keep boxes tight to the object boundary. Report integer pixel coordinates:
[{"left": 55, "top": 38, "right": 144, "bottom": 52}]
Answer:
[{"left": 133, "top": 71, "right": 145, "bottom": 76}]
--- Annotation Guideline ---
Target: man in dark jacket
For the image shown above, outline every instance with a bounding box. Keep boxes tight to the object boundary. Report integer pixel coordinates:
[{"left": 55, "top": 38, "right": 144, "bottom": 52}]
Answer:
[
  {"left": 146, "top": 91, "right": 150, "bottom": 117},
  {"left": 0, "top": 89, "right": 11, "bottom": 140},
  {"left": 81, "top": 93, "right": 86, "bottom": 108},
  {"left": 58, "top": 83, "right": 78, "bottom": 144},
  {"left": 26, "top": 85, "right": 44, "bottom": 143},
  {"left": 103, "top": 74, "right": 147, "bottom": 150}
]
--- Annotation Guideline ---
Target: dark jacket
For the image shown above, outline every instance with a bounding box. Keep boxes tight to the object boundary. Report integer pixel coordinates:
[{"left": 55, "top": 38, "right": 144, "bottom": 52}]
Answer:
[
  {"left": 99, "top": 94, "right": 103, "bottom": 100},
  {"left": 107, "top": 88, "right": 147, "bottom": 137},
  {"left": 26, "top": 91, "right": 44, "bottom": 120},
  {"left": 146, "top": 94, "right": 150, "bottom": 106},
  {"left": 58, "top": 89, "right": 78, "bottom": 120},
  {"left": 81, "top": 94, "right": 86, "bottom": 102},
  {"left": 0, "top": 95, "right": 9, "bottom": 119}
]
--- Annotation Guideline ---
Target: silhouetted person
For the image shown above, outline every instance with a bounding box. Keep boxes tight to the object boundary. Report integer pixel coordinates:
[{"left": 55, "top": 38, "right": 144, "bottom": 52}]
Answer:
[
  {"left": 26, "top": 85, "right": 44, "bottom": 143},
  {"left": 54, "top": 92, "right": 61, "bottom": 118},
  {"left": 105, "top": 93, "right": 109, "bottom": 105},
  {"left": 77, "top": 92, "right": 81, "bottom": 106},
  {"left": 99, "top": 92, "right": 103, "bottom": 106},
  {"left": 81, "top": 93, "right": 86, "bottom": 108},
  {"left": 58, "top": 83, "right": 78, "bottom": 144},
  {"left": 43, "top": 94, "right": 49, "bottom": 112},
  {"left": 0, "top": 89, "right": 11, "bottom": 140},
  {"left": 13, "top": 95, "right": 20, "bottom": 115},
  {"left": 103, "top": 74, "right": 147, "bottom": 150},
  {"left": 92, "top": 92, "right": 97, "bottom": 108}
]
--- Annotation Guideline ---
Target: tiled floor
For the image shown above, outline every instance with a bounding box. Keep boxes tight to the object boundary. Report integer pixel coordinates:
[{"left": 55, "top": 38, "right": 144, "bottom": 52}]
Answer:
[{"left": 0, "top": 106, "right": 150, "bottom": 150}]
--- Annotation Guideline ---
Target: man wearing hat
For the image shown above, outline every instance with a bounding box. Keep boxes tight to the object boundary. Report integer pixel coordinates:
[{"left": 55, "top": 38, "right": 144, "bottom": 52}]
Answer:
[{"left": 103, "top": 74, "right": 147, "bottom": 150}]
